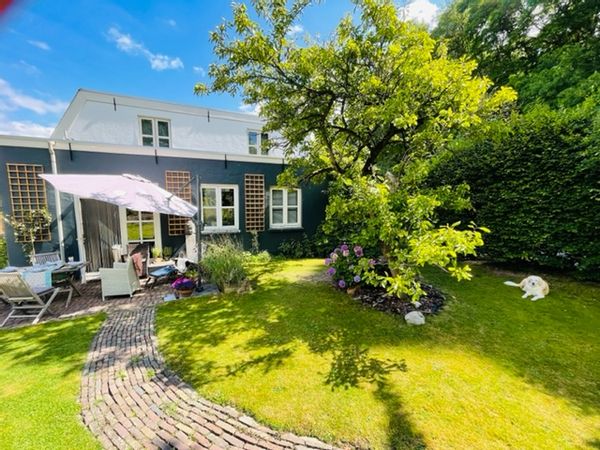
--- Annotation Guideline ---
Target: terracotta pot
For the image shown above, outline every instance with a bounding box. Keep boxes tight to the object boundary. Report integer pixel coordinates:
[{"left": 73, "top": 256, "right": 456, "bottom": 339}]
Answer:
[{"left": 176, "top": 288, "right": 194, "bottom": 298}]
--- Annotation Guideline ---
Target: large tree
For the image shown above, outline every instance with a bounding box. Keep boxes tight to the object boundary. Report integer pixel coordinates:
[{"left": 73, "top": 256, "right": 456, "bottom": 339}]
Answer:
[
  {"left": 197, "top": 0, "right": 515, "bottom": 299},
  {"left": 197, "top": 0, "right": 515, "bottom": 182},
  {"left": 434, "top": 0, "right": 600, "bottom": 108}
]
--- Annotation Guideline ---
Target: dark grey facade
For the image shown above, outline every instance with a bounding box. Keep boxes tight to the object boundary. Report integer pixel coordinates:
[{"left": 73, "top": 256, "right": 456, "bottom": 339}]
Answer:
[{"left": 0, "top": 144, "right": 327, "bottom": 266}]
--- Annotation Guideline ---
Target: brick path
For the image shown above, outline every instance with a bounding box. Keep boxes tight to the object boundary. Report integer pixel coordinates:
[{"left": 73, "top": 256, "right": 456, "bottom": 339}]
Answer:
[{"left": 80, "top": 302, "right": 339, "bottom": 450}]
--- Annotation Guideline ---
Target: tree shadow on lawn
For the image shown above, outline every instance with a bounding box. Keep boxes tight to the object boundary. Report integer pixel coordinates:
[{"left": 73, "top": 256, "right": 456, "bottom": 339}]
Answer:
[
  {"left": 158, "top": 277, "right": 426, "bottom": 448},
  {"left": 0, "top": 314, "right": 103, "bottom": 377},
  {"left": 158, "top": 264, "right": 600, "bottom": 447}
]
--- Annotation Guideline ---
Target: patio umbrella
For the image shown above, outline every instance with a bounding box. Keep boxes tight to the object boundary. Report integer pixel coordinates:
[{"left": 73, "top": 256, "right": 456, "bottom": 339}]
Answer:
[{"left": 39, "top": 173, "right": 197, "bottom": 217}]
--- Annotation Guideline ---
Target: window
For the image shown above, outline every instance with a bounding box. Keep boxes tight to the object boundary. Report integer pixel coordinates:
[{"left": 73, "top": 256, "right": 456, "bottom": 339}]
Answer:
[
  {"left": 201, "top": 185, "right": 239, "bottom": 232},
  {"left": 270, "top": 188, "right": 301, "bottom": 228},
  {"left": 6, "top": 163, "right": 51, "bottom": 242},
  {"left": 248, "top": 131, "right": 269, "bottom": 155},
  {"left": 140, "top": 117, "right": 171, "bottom": 148},
  {"left": 165, "top": 171, "right": 192, "bottom": 235},
  {"left": 125, "top": 209, "right": 155, "bottom": 243}
]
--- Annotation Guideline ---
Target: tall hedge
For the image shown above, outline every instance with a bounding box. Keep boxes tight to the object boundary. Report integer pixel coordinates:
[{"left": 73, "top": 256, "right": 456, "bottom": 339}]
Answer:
[{"left": 429, "top": 105, "right": 600, "bottom": 278}]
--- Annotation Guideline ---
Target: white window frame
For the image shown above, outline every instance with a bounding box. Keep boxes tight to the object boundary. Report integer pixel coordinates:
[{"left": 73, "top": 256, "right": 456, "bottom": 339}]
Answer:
[
  {"left": 248, "top": 130, "right": 269, "bottom": 155},
  {"left": 201, "top": 184, "right": 240, "bottom": 233},
  {"left": 139, "top": 117, "right": 171, "bottom": 148},
  {"left": 118, "top": 207, "right": 162, "bottom": 249},
  {"left": 269, "top": 187, "right": 302, "bottom": 229}
]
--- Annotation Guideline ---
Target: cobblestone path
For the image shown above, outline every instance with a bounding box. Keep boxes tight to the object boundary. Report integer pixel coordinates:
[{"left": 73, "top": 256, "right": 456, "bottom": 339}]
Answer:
[{"left": 80, "top": 303, "right": 339, "bottom": 450}]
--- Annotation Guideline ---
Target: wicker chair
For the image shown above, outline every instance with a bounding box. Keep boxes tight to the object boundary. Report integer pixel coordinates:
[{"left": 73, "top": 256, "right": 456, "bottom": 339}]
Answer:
[{"left": 99, "top": 258, "right": 141, "bottom": 301}]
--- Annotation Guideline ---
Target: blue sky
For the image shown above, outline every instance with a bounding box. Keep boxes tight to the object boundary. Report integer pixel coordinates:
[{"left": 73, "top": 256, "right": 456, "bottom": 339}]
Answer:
[{"left": 0, "top": 0, "right": 445, "bottom": 137}]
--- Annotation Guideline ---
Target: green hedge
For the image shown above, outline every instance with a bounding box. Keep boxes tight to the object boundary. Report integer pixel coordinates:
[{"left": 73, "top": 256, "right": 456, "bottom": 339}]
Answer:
[{"left": 429, "top": 105, "right": 600, "bottom": 278}]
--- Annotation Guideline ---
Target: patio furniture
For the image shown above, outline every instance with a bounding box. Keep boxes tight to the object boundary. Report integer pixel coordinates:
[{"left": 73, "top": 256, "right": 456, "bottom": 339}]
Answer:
[
  {"left": 31, "top": 251, "right": 61, "bottom": 265},
  {"left": 99, "top": 258, "right": 141, "bottom": 301},
  {"left": 30, "top": 252, "right": 81, "bottom": 306},
  {"left": 0, "top": 272, "right": 61, "bottom": 327}
]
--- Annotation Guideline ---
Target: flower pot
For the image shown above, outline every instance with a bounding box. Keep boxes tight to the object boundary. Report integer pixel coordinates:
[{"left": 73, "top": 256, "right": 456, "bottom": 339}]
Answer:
[{"left": 176, "top": 288, "right": 194, "bottom": 298}]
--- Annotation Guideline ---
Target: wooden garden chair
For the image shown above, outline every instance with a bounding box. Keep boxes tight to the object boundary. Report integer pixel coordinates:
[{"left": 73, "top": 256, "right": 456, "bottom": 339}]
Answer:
[{"left": 0, "top": 272, "right": 61, "bottom": 327}]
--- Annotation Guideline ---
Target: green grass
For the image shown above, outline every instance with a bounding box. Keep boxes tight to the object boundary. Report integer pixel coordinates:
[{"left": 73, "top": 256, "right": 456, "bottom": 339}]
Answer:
[
  {"left": 156, "top": 259, "right": 600, "bottom": 449},
  {"left": 0, "top": 315, "right": 103, "bottom": 450}
]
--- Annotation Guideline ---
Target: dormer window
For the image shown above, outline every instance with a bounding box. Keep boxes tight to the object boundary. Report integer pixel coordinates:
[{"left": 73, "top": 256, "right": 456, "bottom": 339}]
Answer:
[
  {"left": 248, "top": 131, "right": 269, "bottom": 155},
  {"left": 140, "top": 117, "right": 171, "bottom": 148}
]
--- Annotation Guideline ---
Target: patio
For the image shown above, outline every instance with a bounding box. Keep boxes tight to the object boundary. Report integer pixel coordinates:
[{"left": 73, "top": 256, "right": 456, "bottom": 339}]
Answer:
[{"left": 0, "top": 278, "right": 171, "bottom": 328}]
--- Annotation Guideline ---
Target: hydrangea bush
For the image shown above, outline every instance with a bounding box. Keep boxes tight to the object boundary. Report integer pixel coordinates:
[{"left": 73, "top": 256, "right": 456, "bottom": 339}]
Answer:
[{"left": 325, "top": 244, "right": 373, "bottom": 290}]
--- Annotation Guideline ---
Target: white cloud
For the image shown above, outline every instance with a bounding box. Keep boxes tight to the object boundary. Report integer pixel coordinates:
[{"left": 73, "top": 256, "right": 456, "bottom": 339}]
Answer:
[
  {"left": 0, "top": 118, "right": 55, "bottom": 137},
  {"left": 399, "top": 0, "right": 439, "bottom": 29},
  {"left": 107, "top": 27, "right": 184, "bottom": 71},
  {"left": 16, "top": 60, "right": 41, "bottom": 76},
  {"left": 27, "top": 39, "right": 51, "bottom": 51},
  {"left": 287, "top": 24, "right": 304, "bottom": 37},
  {"left": 193, "top": 66, "right": 206, "bottom": 76},
  {"left": 0, "top": 78, "right": 67, "bottom": 115},
  {"left": 238, "top": 103, "right": 261, "bottom": 115},
  {"left": 166, "top": 19, "right": 177, "bottom": 28}
]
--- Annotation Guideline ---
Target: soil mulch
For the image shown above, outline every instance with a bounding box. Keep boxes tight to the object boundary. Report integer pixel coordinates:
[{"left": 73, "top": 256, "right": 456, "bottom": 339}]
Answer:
[{"left": 352, "top": 282, "right": 446, "bottom": 317}]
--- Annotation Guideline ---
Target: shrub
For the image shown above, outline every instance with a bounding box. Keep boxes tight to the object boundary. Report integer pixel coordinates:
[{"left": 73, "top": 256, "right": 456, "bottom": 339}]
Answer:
[
  {"left": 0, "top": 237, "right": 6, "bottom": 268},
  {"left": 201, "top": 236, "right": 247, "bottom": 291},
  {"left": 324, "top": 244, "right": 372, "bottom": 289},
  {"left": 428, "top": 105, "right": 600, "bottom": 279}
]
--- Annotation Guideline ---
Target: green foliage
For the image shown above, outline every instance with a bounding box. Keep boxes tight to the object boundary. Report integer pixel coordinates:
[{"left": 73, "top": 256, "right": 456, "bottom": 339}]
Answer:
[
  {"left": 201, "top": 236, "right": 247, "bottom": 291},
  {"left": 324, "top": 177, "right": 487, "bottom": 301},
  {"left": 200, "top": 0, "right": 515, "bottom": 182},
  {"left": 434, "top": 0, "right": 600, "bottom": 108},
  {"left": 162, "top": 246, "right": 173, "bottom": 259},
  {"left": 428, "top": 105, "right": 600, "bottom": 278},
  {"left": 6, "top": 208, "right": 52, "bottom": 263},
  {"left": 0, "top": 237, "right": 7, "bottom": 268},
  {"left": 277, "top": 233, "right": 321, "bottom": 258}
]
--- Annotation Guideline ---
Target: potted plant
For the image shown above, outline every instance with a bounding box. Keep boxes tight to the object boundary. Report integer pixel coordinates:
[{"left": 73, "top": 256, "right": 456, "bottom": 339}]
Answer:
[
  {"left": 171, "top": 276, "right": 196, "bottom": 297},
  {"left": 7, "top": 208, "right": 52, "bottom": 263},
  {"left": 151, "top": 246, "right": 162, "bottom": 262},
  {"left": 162, "top": 246, "right": 173, "bottom": 259}
]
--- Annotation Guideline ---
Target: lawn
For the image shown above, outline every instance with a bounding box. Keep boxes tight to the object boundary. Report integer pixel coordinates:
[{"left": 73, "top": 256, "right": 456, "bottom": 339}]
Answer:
[
  {"left": 156, "top": 259, "right": 600, "bottom": 449},
  {"left": 0, "top": 315, "right": 103, "bottom": 450}
]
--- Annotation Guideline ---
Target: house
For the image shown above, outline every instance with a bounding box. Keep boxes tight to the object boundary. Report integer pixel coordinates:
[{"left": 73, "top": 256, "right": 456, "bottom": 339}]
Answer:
[{"left": 0, "top": 89, "right": 326, "bottom": 272}]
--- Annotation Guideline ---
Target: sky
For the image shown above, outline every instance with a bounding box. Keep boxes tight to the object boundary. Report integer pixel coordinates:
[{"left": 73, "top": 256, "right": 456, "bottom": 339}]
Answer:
[{"left": 0, "top": 0, "right": 446, "bottom": 138}]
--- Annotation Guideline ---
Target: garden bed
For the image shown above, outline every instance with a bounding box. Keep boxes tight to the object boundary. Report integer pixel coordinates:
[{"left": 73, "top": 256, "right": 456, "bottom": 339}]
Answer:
[{"left": 352, "top": 282, "right": 446, "bottom": 317}]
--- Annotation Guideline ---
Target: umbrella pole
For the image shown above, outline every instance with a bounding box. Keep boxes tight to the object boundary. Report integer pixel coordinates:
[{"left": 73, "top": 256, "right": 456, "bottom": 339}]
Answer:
[{"left": 195, "top": 175, "right": 204, "bottom": 292}]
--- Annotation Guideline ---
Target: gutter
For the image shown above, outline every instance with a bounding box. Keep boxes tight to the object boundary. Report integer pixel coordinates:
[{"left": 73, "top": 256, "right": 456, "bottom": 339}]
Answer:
[{"left": 48, "top": 140, "right": 66, "bottom": 261}]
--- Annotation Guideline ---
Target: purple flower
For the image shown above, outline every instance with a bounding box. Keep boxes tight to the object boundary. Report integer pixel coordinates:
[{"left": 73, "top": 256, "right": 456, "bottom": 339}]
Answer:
[
  {"left": 171, "top": 277, "right": 196, "bottom": 290},
  {"left": 353, "top": 275, "right": 361, "bottom": 283},
  {"left": 368, "top": 259, "right": 376, "bottom": 266},
  {"left": 338, "top": 279, "right": 346, "bottom": 289},
  {"left": 354, "top": 246, "right": 363, "bottom": 257},
  {"left": 327, "top": 267, "right": 336, "bottom": 276},
  {"left": 340, "top": 244, "right": 349, "bottom": 252},
  {"left": 331, "top": 253, "right": 338, "bottom": 262},
  {"left": 324, "top": 258, "right": 332, "bottom": 265},
  {"left": 342, "top": 249, "right": 350, "bottom": 257},
  {"left": 334, "top": 247, "right": 341, "bottom": 254}
]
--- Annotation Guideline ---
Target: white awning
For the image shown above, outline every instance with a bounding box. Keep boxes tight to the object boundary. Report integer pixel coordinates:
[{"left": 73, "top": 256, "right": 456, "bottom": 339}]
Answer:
[{"left": 40, "top": 173, "right": 197, "bottom": 217}]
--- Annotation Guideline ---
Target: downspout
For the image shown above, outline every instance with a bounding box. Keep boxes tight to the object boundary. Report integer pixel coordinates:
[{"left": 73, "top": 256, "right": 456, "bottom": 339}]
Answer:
[{"left": 48, "top": 141, "right": 66, "bottom": 261}]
